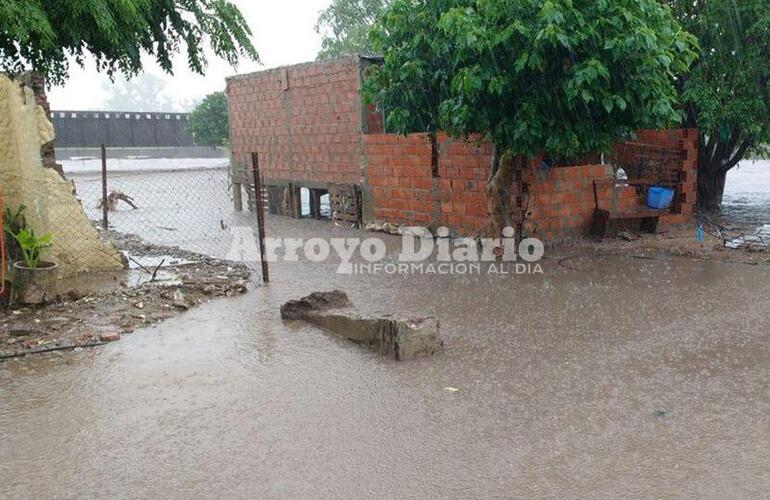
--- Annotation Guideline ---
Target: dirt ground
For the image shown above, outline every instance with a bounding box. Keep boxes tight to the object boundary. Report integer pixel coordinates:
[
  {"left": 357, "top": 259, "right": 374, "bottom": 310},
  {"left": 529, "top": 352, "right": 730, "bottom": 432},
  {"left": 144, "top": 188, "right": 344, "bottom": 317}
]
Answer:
[
  {"left": 0, "top": 230, "right": 250, "bottom": 359},
  {"left": 551, "top": 219, "right": 770, "bottom": 266}
]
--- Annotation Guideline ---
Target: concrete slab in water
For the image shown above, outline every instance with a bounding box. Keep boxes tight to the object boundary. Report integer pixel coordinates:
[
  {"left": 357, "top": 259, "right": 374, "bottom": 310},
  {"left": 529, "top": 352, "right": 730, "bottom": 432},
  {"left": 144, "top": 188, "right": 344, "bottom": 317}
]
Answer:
[{"left": 281, "top": 290, "right": 442, "bottom": 360}]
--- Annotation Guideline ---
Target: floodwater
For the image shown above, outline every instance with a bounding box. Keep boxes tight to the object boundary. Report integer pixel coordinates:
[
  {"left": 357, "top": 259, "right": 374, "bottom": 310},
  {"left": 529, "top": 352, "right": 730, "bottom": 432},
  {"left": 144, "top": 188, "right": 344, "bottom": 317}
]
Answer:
[
  {"left": 723, "top": 159, "right": 770, "bottom": 226},
  {"left": 1, "top": 217, "right": 769, "bottom": 498},
  {"left": 54, "top": 156, "right": 770, "bottom": 262},
  {"left": 62, "top": 159, "right": 329, "bottom": 259}
]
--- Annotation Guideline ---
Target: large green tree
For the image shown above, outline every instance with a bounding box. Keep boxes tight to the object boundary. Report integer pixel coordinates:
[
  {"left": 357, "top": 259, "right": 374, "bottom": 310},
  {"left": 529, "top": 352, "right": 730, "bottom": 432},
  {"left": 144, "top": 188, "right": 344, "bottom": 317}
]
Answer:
[
  {"left": 670, "top": 0, "right": 770, "bottom": 212},
  {"left": 315, "top": 0, "right": 388, "bottom": 59},
  {"left": 364, "top": 0, "right": 463, "bottom": 177},
  {"left": 366, "top": 0, "right": 696, "bottom": 235},
  {"left": 188, "top": 91, "right": 229, "bottom": 147},
  {"left": 0, "top": 0, "right": 258, "bottom": 85}
]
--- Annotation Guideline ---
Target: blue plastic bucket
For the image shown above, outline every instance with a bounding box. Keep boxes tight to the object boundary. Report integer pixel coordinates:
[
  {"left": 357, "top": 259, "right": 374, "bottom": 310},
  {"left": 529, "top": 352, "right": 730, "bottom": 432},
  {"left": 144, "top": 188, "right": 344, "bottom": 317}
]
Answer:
[{"left": 647, "top": 186, "right": 675, "bottom": 210}]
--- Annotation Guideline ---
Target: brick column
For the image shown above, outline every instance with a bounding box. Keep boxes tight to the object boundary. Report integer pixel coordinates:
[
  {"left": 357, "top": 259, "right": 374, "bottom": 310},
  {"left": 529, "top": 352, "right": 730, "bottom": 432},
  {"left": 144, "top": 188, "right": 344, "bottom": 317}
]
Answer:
[{"left": 19, "top": 72, "right": 63, "bottom": 176}]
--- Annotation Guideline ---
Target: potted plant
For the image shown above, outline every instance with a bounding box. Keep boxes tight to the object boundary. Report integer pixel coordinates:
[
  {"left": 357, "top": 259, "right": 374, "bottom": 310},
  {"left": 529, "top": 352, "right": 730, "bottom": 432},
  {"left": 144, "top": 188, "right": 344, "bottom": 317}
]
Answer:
[{"left": 11, "top": 228, "right": 57, "bottom": 304}]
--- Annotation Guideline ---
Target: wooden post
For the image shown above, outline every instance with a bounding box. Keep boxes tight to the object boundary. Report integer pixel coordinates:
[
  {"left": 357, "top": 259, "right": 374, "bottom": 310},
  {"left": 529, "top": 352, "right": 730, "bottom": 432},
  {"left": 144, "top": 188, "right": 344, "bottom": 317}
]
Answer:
[
  {"left": 101, "top": 144, "right": 108, "bottom": 229},
  {"left": 233, "top": 182, "right": 243, "bottom": 211},
  {"left": 251, "top": 153, "right": 270, "bottom": 283},
  {"left": 310, "top": 189, "right": 322, "bottom": 219}
]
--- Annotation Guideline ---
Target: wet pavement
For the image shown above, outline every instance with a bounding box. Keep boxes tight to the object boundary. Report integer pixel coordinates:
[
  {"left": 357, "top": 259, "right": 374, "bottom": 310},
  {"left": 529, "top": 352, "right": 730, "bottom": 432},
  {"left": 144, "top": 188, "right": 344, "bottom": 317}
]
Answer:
[{"left": 1, "top": 217, "right": 769, "bottom": 498}]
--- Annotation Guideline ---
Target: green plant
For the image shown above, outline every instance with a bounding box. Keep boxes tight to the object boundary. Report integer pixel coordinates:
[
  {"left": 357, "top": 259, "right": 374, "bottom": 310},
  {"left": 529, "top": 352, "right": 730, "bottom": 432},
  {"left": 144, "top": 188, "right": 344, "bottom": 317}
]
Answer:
[
  {"left": 188, "top": 91, "right": 229, "bottom": 147},
  {"left": 365, "top": 0, "right": 697, "bottom": 234},
  {"left": 3, "top": 204, "right": 27, "bottom": 264},
  {"left": 315, "top": 0, "right": 389, "bottom": 60},
  {"left": 13, "top": 229, "right": 53, "bottom": 269},
  {"left": 668, "top": 0, "right": 770, "bottom": 211},
  {"left": 0, "top": 0, "right": 259, "bottom": 86}
]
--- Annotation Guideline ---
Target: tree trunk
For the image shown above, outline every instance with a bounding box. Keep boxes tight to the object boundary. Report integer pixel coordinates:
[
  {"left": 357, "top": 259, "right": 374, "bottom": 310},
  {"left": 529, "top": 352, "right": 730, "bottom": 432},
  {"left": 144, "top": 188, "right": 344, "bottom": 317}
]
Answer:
[
  {"left": 695, "top": 129, "right": 753, "bottom": 212},
  {"left": 697, "top": 163, "right": 727, "bottom": 212},
  {"left": 486, "top": 147, "right": 518, "bottom": 237}
]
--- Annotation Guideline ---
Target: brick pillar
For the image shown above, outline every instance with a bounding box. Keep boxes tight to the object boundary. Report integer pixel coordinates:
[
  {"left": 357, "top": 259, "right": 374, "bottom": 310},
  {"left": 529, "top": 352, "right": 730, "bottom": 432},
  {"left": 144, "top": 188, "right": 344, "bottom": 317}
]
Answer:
[{"left": 19, "top": 72, "right": 63, "bottom": 176}]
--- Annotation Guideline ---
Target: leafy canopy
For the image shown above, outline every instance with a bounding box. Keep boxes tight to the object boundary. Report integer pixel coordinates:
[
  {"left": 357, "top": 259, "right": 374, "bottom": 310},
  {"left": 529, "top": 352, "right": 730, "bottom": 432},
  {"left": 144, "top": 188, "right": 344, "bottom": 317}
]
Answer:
[
  {"left": 364, "top": 0, "right": 461, "bottom": 134},
  {"left": 366, "top": 0, "right": 697, "bottom": 159},
  {"left": 0, "top": 0, "right": 259, "bottom": 85},
  {"left": 316, "top": 0, "right": 389, "bottom": 60},
  {"left": 672, "top": 0, "right": 770, "bottom": 170},
  {"left": 188, "top": 91, "right": 229, "bottom": 147}
]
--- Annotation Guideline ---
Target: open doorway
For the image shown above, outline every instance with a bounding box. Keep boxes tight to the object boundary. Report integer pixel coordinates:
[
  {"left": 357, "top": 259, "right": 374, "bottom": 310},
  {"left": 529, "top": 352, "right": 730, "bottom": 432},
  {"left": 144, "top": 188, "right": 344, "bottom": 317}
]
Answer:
[{"left": 299, "top": 187, "right": 331, "bottom": 219}]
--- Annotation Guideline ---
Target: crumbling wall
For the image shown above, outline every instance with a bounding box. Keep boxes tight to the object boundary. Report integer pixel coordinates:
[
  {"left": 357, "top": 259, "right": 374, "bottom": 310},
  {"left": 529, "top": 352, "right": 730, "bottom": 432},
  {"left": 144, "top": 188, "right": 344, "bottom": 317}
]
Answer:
[{"left": 0, "top": 75, "right": 123, "bottom": 276}]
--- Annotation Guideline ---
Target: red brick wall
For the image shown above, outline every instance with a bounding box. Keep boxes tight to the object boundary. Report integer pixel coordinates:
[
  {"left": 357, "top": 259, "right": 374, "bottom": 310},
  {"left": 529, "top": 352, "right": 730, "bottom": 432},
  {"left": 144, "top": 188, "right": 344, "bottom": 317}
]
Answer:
[
  {"left": 365, "top": 130, "right": 698, "bottom": 239},
  {"left": 227, "top": 57, "right": 697, "bottom": 240},
  {"left": 364, "top": 104, "right": 384, "bottom": 134},
  {"left": 525, "top": 164, "right": 639, "bottom": 240},
  {"left": 226, "top": 56, "right": 365, "bottom": 185},
  {"left": 365, "top": 134, "right": 435, "bottom": 225},
  {"left": 629, "top": 128, "right": 698, "bottom": 224}
]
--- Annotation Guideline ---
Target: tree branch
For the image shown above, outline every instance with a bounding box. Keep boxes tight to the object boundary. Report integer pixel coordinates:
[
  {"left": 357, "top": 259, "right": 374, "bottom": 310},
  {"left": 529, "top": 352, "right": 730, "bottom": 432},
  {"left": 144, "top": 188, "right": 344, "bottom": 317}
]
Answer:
[
  {"left": 722, "top": 140, "right": 753, "bottom": 173},
  {"left": 488, "top": 143, "right": 501, "bottom": 181},
  {"left": 704, "top": 133, "right": 718, "bottom": 164}
]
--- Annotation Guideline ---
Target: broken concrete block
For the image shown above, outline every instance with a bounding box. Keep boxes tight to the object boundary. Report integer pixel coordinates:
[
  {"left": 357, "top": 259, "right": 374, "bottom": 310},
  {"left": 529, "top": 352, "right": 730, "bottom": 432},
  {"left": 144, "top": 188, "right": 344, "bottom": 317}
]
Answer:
[
  {"left": 99, "top": 332, "right": 121, "bottom": 342},
  {"left": 280, "top": 290, "right": 442, "bottom": 361}
]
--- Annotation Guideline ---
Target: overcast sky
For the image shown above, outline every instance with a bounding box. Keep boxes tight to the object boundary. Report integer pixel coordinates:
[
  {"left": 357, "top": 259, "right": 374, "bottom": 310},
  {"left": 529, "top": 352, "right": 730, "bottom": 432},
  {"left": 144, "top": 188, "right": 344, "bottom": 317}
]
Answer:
[{"left": 48, "top": 0, "right": 332, "bottom": 110}]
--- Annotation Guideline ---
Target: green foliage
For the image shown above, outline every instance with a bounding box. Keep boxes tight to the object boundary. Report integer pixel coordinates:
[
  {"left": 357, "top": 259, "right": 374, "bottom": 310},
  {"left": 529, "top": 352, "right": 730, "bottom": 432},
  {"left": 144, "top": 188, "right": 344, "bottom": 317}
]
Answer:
[
  {"left": 3, "top": 204, "right": 27, "bottom": 265},
  {"left": 0, "top": 0, "right": 259, "bottom": 86},
  {"left": 364, "top": 0, "right": 465, "bottom": 134},
  {"left": 316, "top": 0, "right": 389, "bottom": 60},
  {"left": 671, "top": 0, "right": 770, "bottom": 173},
  {"left": 3, "top": 205, "right": 52, "bottom": 269},
  {"left": 12, "top": 229, "right": 52, "bottom": 269},
  {"left": 366, "top": 0, "right": 697, "bottom": 160},
  {"left": 188, "top": 91, "right": 229, "bottom": 147}
]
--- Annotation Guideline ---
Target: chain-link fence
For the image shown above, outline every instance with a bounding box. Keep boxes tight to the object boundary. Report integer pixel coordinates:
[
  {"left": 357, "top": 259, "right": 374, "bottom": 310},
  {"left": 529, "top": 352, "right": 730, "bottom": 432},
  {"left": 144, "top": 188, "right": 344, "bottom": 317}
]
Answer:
[
  {"left": 2, "top": 168, "right": 124, "bottom": 277},
  {"left": 63, "top": 154, "right": 255, "bottom": 261}
]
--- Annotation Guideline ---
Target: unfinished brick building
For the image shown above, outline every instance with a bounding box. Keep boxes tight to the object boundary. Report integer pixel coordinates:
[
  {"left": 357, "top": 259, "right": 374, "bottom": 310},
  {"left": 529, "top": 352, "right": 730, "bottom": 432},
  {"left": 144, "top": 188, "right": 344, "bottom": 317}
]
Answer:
[{"left": 227, "top": 56, "right": 697, "bottom": 240}]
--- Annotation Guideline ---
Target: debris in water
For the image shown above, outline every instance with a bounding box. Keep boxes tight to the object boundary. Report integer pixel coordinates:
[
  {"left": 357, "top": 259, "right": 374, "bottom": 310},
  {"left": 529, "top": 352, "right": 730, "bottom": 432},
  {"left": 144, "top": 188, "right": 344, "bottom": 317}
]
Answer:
[
  {"left": 281, "top": 290, "right": 443, "bottom": 361},
  {"left": 725, "top": 224, "right": 770, "bottom": 251},
  {"left": 653, "top": 410, "right": 669, "bottom": 417},
  {"left": 617, "top": 231, "right": 638, "bottom": 242},
  {"left": 98, "top": 190, "right": 138, "bottom": 211}
]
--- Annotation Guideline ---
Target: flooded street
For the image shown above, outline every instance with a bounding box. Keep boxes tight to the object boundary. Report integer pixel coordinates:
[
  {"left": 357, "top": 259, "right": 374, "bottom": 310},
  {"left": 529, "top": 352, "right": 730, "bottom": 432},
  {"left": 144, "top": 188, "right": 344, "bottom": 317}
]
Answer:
[
  {"left": 1, "top": 217, "right": 769, "bottom": 498},
  {"left": 724, "top": 159, "right": 770, "bottom": 227}
]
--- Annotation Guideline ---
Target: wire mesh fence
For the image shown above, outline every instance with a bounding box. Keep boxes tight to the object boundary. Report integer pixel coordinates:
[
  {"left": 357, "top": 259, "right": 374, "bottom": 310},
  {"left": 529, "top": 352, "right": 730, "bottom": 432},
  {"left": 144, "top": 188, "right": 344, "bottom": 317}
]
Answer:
[
  {"left": 63, "top": 154, "right": 256, "bottom": 262},
  {"left": 1, "top": 168, "right": 124, "bottom": 276}
]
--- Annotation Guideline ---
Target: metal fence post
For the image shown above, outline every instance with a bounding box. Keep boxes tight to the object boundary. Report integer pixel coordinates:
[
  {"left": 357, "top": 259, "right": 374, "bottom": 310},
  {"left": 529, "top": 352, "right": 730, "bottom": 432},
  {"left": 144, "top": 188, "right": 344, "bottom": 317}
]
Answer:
[
  {"left": 101, "top": 144, "right": 108, "bottom": 229},
  {"left": 251, "top": 152, "right": 270, "bottom": 283}
]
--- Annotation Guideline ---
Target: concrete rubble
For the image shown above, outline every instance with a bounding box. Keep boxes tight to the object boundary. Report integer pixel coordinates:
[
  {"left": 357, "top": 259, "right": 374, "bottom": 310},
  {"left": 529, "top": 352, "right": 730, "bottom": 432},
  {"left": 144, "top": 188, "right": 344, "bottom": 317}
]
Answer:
[
  {"left": 280, "top": 290, "right": 442, "bottom": 361},
  {"left": 0, "top": 231, "right": 250, "bottom": 359},
  {"left": 725, "top": 224, "right": 770, "bottom": 251},
  {"left": 364, "top": 222, "right": 402, "bottom": 235}
]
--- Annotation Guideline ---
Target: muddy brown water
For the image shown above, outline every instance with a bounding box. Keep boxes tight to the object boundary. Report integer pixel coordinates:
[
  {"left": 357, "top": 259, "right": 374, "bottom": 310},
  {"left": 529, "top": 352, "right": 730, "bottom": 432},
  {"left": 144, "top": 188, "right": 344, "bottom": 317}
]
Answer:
[{"left": 1, "top": 217, "right": 769, "bottom": 499}]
